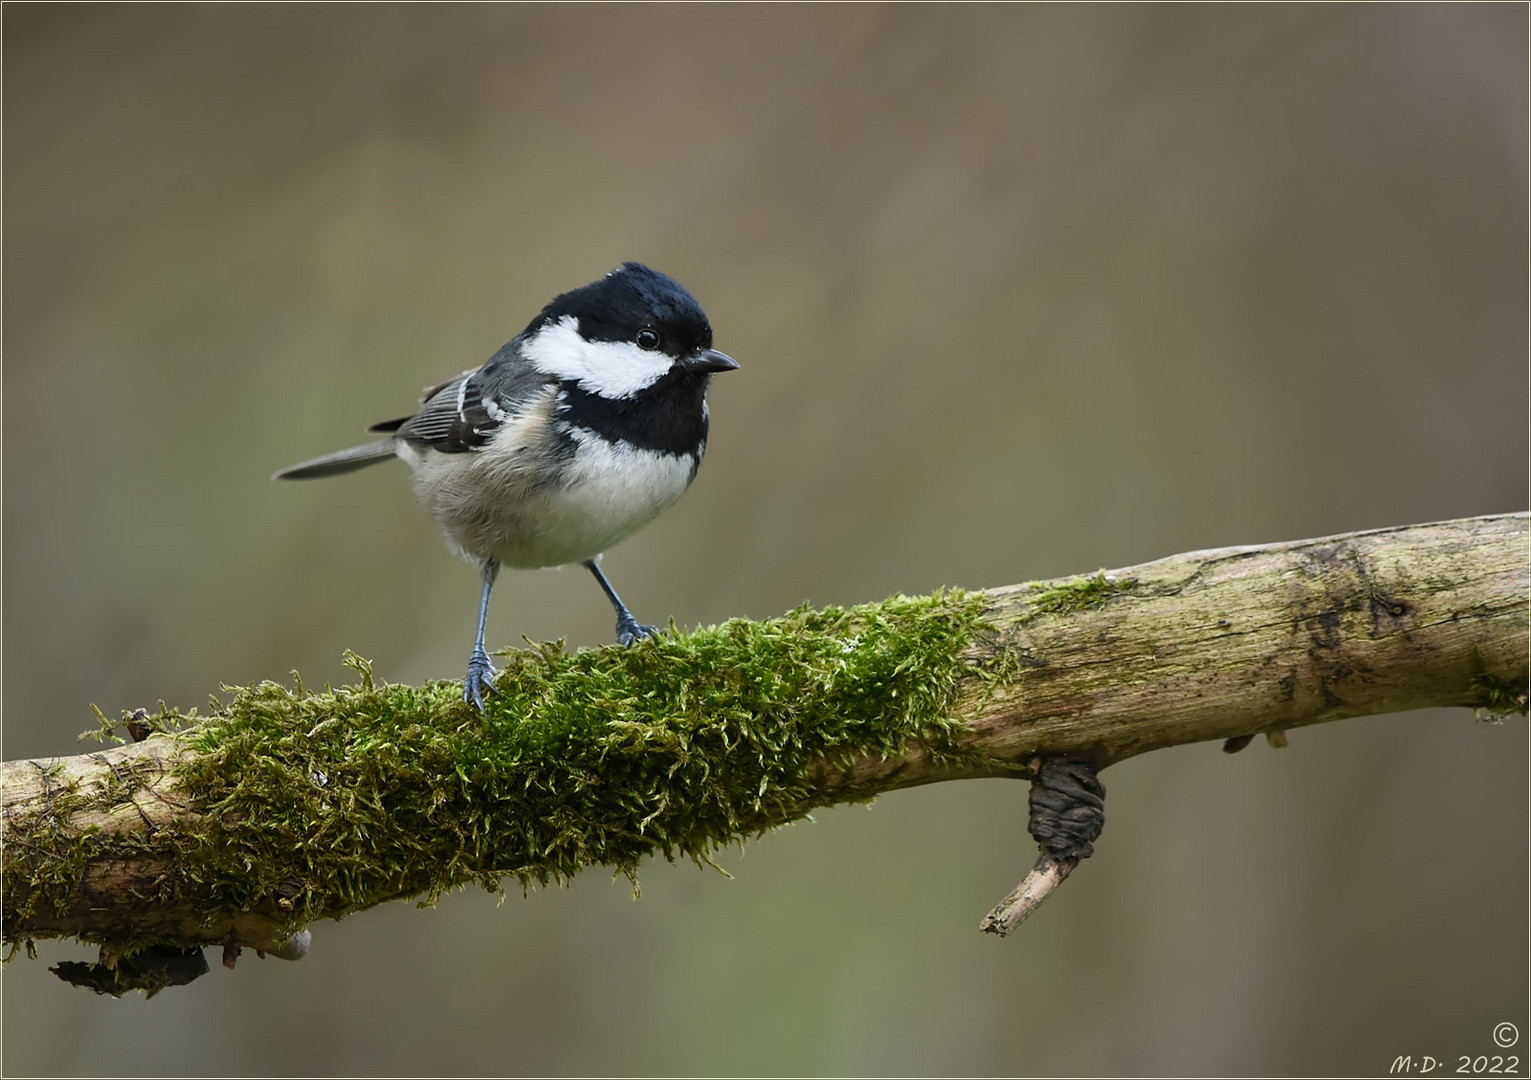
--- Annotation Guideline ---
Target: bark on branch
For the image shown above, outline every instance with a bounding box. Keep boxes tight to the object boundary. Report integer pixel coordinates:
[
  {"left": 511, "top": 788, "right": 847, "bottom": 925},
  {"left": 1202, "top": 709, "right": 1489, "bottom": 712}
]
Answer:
[{"left": 3, "top": 513, "right": 1525, "bottom": 976}]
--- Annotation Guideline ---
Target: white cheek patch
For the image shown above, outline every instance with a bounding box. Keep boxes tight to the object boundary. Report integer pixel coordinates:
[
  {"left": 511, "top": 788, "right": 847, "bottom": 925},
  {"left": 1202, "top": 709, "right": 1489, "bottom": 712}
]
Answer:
[{"left": 522, "top": 315, "right": 674, "bottom": 398}]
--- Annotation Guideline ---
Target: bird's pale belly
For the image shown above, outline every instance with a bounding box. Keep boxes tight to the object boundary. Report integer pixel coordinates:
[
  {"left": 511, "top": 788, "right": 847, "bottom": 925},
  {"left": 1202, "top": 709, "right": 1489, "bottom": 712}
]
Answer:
[{"left": 406, "top": 432, "right": 699, "bottom": 570}]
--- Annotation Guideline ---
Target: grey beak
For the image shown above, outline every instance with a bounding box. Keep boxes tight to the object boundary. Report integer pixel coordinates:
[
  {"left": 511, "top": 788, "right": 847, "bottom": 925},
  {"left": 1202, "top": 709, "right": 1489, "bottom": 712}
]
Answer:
[{"left": 684, "top": 348, "right": 740, "bottom": 374}]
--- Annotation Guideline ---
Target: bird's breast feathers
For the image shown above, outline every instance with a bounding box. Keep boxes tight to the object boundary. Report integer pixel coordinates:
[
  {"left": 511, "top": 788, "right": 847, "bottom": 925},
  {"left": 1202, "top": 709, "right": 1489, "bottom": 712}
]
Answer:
[{"left": 399, "top": 387, "right": 700, "bottom": 569}]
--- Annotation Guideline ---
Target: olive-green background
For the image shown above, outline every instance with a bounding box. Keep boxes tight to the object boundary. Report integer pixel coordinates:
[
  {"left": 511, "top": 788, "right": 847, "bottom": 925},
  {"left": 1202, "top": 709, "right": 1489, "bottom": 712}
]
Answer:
[{"left": 4, "top": 5, "right": 1526, "bottom": 1076}]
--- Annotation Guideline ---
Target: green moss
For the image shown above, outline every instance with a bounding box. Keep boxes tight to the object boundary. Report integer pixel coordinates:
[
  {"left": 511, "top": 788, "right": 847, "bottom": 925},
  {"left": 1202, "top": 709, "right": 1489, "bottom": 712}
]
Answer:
[
  {"left": 111, "top": 591, "right": 992, "bottom": 935},
  {"left": 1028, "top": 571, "right": 1138, "bottom": 617},
  {"left": 1469, "top": 654, "right": 1528, "bottom": 721}
]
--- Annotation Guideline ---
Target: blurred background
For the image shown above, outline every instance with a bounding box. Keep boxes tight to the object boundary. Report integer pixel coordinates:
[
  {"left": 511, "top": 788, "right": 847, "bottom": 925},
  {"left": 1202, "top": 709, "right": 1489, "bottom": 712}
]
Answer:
[{"left": 4, "top": 5, "right": 1526, "bottom": 1076}]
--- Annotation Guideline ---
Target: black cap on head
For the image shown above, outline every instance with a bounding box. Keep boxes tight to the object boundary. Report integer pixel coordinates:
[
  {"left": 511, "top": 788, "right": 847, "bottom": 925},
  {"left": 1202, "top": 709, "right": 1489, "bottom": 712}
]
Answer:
[{"left": 527, "top": 262, "right": 714, "bottom": 358}]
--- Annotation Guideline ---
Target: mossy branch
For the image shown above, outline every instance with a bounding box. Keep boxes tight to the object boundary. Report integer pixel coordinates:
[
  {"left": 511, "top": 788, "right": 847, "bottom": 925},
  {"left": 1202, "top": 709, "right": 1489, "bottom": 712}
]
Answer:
[{"left": 3, "top": 513, "right": 1525, "bottom": 970}]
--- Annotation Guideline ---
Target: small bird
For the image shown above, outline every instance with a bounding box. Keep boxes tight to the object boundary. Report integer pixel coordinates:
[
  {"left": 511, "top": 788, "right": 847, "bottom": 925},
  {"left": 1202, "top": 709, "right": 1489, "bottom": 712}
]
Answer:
[{"left": 275, "top": 262, "right": 738, "bottom": 708}]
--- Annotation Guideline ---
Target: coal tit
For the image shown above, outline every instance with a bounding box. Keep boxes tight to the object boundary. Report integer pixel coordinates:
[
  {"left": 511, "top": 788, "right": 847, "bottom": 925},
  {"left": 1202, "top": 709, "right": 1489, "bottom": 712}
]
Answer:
[{"left": 275, "top": 262, "right": 738, "bottom": 708}]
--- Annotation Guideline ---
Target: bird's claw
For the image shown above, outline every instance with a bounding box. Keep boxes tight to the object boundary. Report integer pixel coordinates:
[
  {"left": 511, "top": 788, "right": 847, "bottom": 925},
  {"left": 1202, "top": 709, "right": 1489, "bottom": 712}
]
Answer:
[
  {"left": 463, "top": 647, "right": 499, "bottom": 710},
  {"left": 614, "top": 615, "right": 659, "bottom": 646}
]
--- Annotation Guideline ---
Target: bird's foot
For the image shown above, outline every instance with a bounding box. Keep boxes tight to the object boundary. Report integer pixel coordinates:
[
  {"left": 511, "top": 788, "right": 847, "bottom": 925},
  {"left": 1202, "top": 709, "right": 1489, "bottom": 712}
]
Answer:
[
  {"left": 462, "top": 646, "right": 499, "bottom": 710},
  {"left": 614, "top": 613, "right": 659, "bottom": 646}
]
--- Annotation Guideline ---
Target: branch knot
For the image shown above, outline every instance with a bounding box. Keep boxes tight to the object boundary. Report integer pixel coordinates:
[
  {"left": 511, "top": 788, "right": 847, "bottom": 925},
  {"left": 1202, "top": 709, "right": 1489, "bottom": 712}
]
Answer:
[{"left": 1028, "top": 758, "right": 1106, "bottom": 861}]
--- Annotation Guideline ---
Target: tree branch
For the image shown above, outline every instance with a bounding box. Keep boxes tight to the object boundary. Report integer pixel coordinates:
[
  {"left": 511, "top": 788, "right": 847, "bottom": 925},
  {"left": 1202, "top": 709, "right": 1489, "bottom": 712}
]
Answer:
[{"left": 3, "top": 514, "right": 1524, "bottom": 976}]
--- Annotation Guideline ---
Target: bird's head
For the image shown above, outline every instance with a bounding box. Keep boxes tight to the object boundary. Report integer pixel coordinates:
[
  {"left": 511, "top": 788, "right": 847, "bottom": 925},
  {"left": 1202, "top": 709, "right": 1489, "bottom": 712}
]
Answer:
[{"left": 521, "top": 262, "right": 738, "bottom": 398}]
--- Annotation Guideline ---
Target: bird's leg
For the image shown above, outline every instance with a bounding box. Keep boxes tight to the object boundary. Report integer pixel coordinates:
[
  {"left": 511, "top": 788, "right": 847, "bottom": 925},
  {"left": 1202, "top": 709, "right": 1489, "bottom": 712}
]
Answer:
[
  {"left": 583, "top": 558, "right": 658, "bottom": 645},
  {"left": 464, "top": 561, "right": 500, "bottom": 709}
]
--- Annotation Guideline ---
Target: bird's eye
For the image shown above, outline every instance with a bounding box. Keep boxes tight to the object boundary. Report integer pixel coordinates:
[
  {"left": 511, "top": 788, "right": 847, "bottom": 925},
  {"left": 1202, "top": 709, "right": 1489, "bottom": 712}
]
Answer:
[{"left": 635, "top": 329, "right": 661, "bottom": 351}]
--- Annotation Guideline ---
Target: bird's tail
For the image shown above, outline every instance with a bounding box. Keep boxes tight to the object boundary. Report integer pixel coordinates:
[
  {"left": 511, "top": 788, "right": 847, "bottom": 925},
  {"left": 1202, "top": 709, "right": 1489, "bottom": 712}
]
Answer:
[{"left": 273, "top": 439, "right": 398, "bottom": 480}]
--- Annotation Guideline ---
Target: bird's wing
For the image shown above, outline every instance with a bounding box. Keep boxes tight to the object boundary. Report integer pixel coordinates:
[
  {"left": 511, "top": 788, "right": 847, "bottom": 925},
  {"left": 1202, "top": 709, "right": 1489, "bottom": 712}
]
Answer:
[
  {"left": 366, "top": 369, "right": 476, "bottom": 434},
  {"left": 385, "top": 344, "right": 555, "bottom": 455}
]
